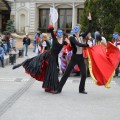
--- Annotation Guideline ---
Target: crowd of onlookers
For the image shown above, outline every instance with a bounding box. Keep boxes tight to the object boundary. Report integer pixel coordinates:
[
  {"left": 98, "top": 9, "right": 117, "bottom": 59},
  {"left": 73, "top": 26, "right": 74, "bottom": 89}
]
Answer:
[{"left": 0, "top": 32, "right": 17, "bottom": 68}]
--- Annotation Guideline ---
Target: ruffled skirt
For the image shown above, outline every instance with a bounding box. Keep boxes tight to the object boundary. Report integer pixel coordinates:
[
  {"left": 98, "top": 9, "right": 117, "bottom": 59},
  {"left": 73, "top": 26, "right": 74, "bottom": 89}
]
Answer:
[{"left": 22, "top": 51, "right": 59, "bottom": 91}]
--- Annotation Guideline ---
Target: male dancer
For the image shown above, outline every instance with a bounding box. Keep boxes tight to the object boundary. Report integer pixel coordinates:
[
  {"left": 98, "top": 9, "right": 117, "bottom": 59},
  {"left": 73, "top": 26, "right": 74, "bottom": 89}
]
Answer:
[{"left": 54, "top": 13, "right": 92, "bottom": 94}]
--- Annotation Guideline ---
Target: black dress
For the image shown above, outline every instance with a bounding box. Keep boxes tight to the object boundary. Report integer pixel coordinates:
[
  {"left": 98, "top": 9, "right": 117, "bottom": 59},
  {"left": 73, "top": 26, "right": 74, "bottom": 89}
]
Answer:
[{"left": 13, "top": 26, "right": 66, "bottom": 92}]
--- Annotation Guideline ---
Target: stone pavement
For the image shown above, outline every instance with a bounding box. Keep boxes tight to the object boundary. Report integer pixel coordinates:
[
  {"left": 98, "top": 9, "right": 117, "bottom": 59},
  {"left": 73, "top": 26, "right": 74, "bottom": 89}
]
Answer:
[{"left": 0, "top": 49, "right": 120, "bottom": 120}]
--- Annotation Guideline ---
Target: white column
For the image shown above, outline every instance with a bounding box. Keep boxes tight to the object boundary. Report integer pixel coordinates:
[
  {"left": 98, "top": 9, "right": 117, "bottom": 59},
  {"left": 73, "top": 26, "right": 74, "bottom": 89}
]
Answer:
[
  {"left": 35, "top": 6, "right": 39, "bottom": 32},
  {"left": 72, "top": 2, "right": 75, "bottom": 28},
  {"left": 29, "top": 2, "right": 36, "bottom": 33}
]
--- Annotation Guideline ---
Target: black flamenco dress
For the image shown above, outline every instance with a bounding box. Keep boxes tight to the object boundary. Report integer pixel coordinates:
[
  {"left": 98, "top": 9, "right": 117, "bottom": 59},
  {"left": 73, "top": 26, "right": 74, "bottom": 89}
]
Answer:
[{"left": 13, "top": 25, "right": 67, "bottom": 92}]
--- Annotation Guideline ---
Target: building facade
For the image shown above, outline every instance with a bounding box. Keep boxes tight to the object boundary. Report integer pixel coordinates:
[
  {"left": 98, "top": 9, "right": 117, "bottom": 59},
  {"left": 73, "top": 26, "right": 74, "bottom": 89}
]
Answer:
[{"left": 9, "top": 0, "right": 85, "bottom": 34}]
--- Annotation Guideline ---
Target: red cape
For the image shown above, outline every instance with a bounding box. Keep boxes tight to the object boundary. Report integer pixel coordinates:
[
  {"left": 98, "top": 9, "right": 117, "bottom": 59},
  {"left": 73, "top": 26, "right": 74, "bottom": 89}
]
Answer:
[{"left": 87, "top": 42, "right": 120, "bottom": 88}]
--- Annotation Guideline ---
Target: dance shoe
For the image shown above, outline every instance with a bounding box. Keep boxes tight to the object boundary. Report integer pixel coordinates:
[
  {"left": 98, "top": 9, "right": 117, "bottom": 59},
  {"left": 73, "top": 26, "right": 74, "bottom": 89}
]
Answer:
[
  {"left": 53, "top": 89, "right": 62, "bottom": 94},
  {"left": 79, "top": 90, "right": 87, "bottom": 94}
]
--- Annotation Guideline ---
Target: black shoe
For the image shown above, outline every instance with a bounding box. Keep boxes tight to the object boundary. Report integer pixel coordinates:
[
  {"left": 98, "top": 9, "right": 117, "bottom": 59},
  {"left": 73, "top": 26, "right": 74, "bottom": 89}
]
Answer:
[
  {"left": 12, "top": 64, "right": 21, "bottom": 69},
  {"left": 79, "top": 90, "right": 87, "bottom": 94},
  {"left": 53, "top": 89, "right": 62, "bottom": 94},
  {"left": 2, "top": 64, "right": 4, "bottom": 68},
  {"left": 45, "top": 89, "right": 56, "bottom": 94},
  {"left": 45, "top": 89, "right": 50, "bottom": 93}
]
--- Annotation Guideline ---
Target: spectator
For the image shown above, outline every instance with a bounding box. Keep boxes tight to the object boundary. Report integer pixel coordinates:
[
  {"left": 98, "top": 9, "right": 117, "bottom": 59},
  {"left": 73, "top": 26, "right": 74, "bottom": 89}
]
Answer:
[
  {"left": 36, "top": 33, "right": 42, "bottom": 55},
  {"left": 4, "top": 32, "right": 11, "bottom": 54},
  {"left": 0, "top": 42, "right": 4, "bottom": 68},
  {"left": 33, "top": 30, "right": 41, "bottom": 52},
  {"left": 112, "top": 33, "right": 120, "bottom": 77},
  {"left": 1, "top": 34, "right": 7, "bottom": 55},
  {"left": 9, "top": 47, "right": 17, "bottom": 65},
  {"left": 10, "top": 35, "right": 16, "bottom": 48},
  {"left": 23, "top": 33, "right": 31, "bottom": 56}
]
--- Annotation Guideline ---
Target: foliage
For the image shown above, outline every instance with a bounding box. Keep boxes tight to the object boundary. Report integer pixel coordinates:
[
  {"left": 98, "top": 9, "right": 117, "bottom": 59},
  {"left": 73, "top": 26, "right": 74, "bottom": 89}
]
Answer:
[
  {"left": 80, "top": 0, "right": 120, "bottom": 40},
  {"left": 114, "top": 23, "right": 120, "bottom": 33},
  {"left": 4, "top": 20, "right": 15, "bottom": 34}
]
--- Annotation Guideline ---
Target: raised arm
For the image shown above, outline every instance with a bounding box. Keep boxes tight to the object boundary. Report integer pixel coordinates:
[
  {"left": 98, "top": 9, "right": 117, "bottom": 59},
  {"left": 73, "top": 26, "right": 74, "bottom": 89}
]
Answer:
[
  {"left": 80, "top": 13, "right": 92, "bottom": 39},
  {"left": 48, "top": 14, "right": 56, "bottom": 40},
  {"left": 70, "top": 36, "right": 89, "bottom": 47},
  {"left": 48, "top": 25, "right": 56, "bottom": 40}
]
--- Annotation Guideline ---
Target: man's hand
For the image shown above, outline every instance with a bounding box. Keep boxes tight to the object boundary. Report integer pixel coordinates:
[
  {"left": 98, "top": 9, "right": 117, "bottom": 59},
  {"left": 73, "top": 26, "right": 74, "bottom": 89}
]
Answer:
[{"left": 88, "top": 12, "right": 92, "bottom": 20}]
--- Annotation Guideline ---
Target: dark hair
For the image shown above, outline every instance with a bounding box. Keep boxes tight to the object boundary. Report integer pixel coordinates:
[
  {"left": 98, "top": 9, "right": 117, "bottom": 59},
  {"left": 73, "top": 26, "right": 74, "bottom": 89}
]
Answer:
[
  {"left": 37, "top": 33, "right": 40, "bottom": 37},
  {"left": 63, "top": 32, "right": 68, "bottom": 38},
  {"left": 96, "top": 34, "right": 102, "bottom": 41}
]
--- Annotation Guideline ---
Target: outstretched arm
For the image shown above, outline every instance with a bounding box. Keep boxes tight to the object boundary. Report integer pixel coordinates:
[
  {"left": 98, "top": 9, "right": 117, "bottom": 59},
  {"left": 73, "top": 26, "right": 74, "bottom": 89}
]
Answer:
[{"left": 70, "top": 36, "right": 89, "bottom": 47}]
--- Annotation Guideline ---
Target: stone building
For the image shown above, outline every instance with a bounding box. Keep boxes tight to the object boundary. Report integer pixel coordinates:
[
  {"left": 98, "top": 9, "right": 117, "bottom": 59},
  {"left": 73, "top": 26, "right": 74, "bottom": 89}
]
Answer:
[{"left": 4, "top": 0, "right": 85, "bottom": 33}]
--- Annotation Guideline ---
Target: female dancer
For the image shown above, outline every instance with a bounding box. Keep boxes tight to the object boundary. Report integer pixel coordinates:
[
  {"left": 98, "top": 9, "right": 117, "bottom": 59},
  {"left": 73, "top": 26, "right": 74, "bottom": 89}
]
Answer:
[{"left": 13, "top": 23, "right": 68, "bottom": 93}]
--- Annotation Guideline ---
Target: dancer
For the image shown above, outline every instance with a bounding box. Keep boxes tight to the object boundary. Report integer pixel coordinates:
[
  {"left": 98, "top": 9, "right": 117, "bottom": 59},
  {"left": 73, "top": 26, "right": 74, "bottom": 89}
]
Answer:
[
  {"left": 83, "top": 33, "right": 93, "bottom": 77},
  {"left": 38, "top": 33, "right": 48, "bottom": 54},
  {"left": 112, "top": 33, "right": 120, "bottom": 77},
  {"left": 54, "top": 13, "right": 92, "bottom": 94},
  {"left": 12, "top": 21, "right": 68, "bottom": 93}
]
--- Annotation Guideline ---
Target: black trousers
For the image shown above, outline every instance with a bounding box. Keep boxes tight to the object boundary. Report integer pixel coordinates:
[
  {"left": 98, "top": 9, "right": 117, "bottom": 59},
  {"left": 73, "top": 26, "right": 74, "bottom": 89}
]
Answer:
[
  {"left": 58, "top": 54, "right": 86, "bottom": 91},
  {"left": 9, "top": 54, "right": 16, "bottom": 64},
  {"left": 115, "top": 63, "right": 120, "bottom": 76}
]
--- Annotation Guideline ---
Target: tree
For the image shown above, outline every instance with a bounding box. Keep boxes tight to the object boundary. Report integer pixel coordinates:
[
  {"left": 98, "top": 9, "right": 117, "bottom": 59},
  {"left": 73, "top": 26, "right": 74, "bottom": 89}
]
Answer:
[
  {"left": 114, "top": 23, "right": 120, "bottom": 33},
  {"left": 81, "top": 0, "right": 120, "bottom": 40},
  {"left": 4, "top": 20, "right": 15, "bottom": 34}
]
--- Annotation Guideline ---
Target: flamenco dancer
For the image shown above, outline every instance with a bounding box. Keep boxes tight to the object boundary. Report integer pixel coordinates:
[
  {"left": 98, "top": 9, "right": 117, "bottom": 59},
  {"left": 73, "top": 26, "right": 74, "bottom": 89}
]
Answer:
[
  {"left": 54, "top": 13, "right": 92, "bottom": 94},
  {"left": 12, "top": 18, "right": 68, "bottom": 93}
]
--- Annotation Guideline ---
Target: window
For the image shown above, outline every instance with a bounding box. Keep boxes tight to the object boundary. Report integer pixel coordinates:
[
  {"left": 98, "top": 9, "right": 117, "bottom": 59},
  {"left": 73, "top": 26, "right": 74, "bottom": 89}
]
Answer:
[
  {"left": 77, "top": 8, "right": 83, "bottom": 24},
  {"left": 58, "top": 8, "right": 72, "bottom": 33},
  {"left": 39, "top": 9, "right": 50, "bottom": 33}
]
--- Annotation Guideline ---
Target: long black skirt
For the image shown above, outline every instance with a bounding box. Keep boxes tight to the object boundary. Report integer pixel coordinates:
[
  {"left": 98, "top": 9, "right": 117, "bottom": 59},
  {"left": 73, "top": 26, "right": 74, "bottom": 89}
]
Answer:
[{"left": 22, "top": 51, "right": 59, "bottom": 91}]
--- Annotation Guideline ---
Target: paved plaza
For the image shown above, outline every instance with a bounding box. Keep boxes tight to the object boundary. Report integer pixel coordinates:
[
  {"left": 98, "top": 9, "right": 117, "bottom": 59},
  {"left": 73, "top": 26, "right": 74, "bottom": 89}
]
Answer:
[{"left": 0, "top": 49, "right": 120, "bottom": 120}]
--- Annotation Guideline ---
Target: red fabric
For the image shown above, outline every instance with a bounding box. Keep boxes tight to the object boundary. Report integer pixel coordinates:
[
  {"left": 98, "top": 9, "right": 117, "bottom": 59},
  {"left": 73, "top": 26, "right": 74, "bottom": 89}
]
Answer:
[
  {"left": 74, "top": 65, "right": 80, "bottom": 72},
  {"left": 53, "top": 31, "right": 56, "bottom": 36},
  {"left": 36, "top": 36, "right": 40, "bottom": 44},
  {"left": 83, "top": 49, "right": 88, "bottom": 58},
  {"left": 25, "top": 60, "right": 48, "bottom": 81},
  {"left": 106, "top": 42, "right": 120, "bottom": 68},
  {"left": 62, "top": 44, "right": 72, "bottom": 56},
  {"left": 87, "top": 42, "right": 120, "bottom": 87},
  {"left": 48, "top": 25, "right": 53, "bottom": 29},
  {"left": 66, "top": 44, "right": 72, "bottom": 51}
]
